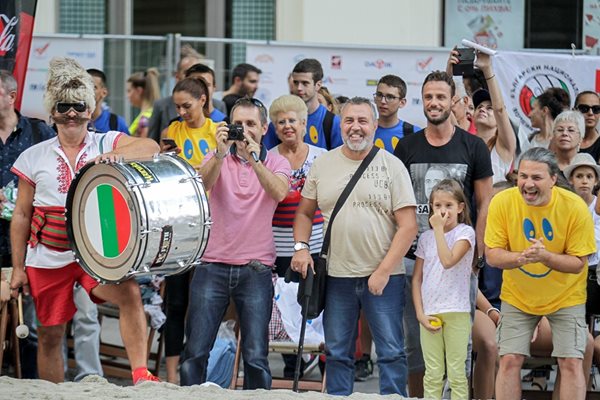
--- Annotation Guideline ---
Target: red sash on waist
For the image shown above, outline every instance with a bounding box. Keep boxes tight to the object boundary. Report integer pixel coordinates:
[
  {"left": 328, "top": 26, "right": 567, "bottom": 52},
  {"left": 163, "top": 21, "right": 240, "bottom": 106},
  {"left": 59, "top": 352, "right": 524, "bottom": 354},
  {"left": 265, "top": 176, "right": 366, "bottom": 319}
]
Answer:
[{"left": 29, "top": 206, "right": 70, "bottom": 252}]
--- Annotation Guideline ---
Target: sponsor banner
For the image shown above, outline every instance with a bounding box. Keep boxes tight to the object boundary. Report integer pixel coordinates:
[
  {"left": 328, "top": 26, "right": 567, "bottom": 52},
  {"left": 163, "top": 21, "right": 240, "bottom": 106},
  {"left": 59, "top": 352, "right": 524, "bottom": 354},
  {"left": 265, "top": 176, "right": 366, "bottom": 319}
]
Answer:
[
  {"left": 249, "top": 44, "right": 600, "bottom": 136},
  {"left": 0, "top": 0, "right": 38, "bottom": 110},
  {"left": 444, "top": 0, "right": 525, "bottom": 50},
  {"left": 247, "top": 43, "right": 450, "bottom": 127},
  {"left": 494, "top": 51, "right": 599, "bottom": 134},
  {"left": 22, "top": 35, "right": 103, "bottom": 119},
  {"left": 84, "top": 184, "right": 131, "bottom": 259},
  {"left": 583, "top": 0, "right": 600, "bottom": 55}
]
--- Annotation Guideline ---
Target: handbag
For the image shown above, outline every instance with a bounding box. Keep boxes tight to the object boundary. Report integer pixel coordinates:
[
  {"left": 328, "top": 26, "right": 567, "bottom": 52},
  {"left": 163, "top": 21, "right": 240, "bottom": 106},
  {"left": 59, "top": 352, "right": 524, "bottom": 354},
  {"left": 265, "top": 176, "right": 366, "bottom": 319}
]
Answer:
[{"left": 298, "top": 146, "right": 380, "bottom": 319}]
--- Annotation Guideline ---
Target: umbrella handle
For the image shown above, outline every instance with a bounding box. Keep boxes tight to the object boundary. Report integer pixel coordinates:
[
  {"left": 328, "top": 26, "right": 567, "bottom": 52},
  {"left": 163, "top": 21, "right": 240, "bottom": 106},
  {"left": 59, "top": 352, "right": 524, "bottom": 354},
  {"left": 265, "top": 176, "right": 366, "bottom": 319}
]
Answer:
[{"left": 302, "top": 267, "right": 314, "bottom": 298}]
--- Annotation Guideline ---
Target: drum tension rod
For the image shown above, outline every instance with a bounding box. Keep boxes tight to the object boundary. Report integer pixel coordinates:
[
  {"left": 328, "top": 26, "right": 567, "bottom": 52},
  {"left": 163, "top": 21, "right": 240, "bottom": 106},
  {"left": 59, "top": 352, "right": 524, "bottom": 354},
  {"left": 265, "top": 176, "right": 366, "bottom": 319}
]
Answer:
[
  {"left": 179, "top": 175, "right": 202, "bottom": 184},
  {"left": 140, "top": 227, "right": 162, "bottom": 235},
  {"left": 129, "top": 182, "right": 151, "bottom": 189}
]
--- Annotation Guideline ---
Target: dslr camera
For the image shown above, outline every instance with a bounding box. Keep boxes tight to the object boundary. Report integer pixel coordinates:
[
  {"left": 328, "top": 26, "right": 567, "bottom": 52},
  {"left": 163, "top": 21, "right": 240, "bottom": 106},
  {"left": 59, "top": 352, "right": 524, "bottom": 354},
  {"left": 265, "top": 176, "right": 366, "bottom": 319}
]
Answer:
[{"left": 227, "top": 124, "right": 245, "bottom": 141}]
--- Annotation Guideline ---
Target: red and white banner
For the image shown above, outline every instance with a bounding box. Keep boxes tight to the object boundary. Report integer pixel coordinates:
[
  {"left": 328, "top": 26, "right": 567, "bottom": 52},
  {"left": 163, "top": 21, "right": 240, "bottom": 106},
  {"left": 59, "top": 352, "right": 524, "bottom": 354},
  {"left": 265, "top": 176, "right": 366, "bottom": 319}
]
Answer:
[
  {"left": 494, "top": 50, "right": 600, "bottom": 133},
  {"left": 0, "top": 0, "right": 37, "bottom": 110}
]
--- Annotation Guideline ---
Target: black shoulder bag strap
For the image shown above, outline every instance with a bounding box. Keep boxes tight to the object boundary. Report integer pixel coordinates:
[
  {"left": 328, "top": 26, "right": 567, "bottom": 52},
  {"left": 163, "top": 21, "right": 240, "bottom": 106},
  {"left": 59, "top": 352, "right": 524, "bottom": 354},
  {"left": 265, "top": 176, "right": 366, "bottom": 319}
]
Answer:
[
  {"left": 109, "top": 113, "right": 118, "bottom": 131},
  {"left": 320, "top": 146, "right": 380, "bottom": 258},
  {"left": 323, "top": 110, "right": 335, "bottom": 149},
  {"left": 402, "top": 121, "right": 414, "bottom": 137}
]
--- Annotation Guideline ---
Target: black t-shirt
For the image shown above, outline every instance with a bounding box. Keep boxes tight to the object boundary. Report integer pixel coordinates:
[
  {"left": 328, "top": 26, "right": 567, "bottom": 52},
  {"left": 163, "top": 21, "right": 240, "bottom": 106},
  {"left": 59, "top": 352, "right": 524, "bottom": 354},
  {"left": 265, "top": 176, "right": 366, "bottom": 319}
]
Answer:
[
  {"left": 579, "top": 136, "right": 600, "bottom": 163},
  {"left": 393, "top": 127, "right": 493, "bottom": 258},
  {"left": 222, "top": 94, "right": 243, "bottom": 117}
]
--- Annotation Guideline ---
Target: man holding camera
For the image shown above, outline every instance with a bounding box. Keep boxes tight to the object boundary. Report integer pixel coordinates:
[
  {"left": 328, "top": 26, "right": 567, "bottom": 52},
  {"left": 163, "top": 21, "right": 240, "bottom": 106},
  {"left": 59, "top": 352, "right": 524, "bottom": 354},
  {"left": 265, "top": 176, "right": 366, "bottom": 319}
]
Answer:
[{"left": 180, "top": 98, "right": 291, "bottom": 388}]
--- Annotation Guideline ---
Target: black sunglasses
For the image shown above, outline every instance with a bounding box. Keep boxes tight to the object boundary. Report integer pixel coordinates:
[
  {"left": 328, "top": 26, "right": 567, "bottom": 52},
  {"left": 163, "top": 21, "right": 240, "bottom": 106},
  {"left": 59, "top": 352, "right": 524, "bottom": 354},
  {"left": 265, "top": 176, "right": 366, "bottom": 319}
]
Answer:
[
  {"left": 576, "top": 104, "right": 600, "bottom": 114},
  {"left": 55, "top": 101, "right": 87, "bottom": 114}
]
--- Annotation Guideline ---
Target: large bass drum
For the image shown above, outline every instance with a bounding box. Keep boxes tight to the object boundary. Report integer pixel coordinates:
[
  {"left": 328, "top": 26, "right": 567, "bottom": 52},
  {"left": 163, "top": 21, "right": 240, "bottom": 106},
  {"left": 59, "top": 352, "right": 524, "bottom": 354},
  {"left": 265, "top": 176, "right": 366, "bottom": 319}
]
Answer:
[{"left": 66, "top": 154, "right": 210, "bottom": 283}]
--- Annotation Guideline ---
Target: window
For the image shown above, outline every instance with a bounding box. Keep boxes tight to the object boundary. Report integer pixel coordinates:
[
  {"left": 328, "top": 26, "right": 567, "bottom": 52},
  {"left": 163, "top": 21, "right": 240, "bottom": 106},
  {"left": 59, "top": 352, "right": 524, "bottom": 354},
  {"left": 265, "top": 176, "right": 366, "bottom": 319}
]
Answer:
[
  {"left": 133, "top": 1, "right": 207, "bottom": 36},
  {"left": 525, "top": 0, "right": 583, "bottom": 49}
]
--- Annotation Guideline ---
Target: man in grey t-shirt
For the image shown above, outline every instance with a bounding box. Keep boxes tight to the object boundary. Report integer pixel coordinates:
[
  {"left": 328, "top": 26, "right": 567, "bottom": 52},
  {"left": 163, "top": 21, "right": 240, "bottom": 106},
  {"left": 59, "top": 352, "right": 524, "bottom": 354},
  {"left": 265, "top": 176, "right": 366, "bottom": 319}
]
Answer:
[{"left": 292, "top": 97, "right": 417, "bottom": 396}]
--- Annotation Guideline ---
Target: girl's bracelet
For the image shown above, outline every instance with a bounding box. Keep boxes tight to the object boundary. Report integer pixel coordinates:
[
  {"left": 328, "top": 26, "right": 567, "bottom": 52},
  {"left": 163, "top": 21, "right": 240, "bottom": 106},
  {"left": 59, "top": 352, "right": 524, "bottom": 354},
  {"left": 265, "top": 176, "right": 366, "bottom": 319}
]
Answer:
[{"left": 486, "top": 307, "right": 500, "bottom": 316}]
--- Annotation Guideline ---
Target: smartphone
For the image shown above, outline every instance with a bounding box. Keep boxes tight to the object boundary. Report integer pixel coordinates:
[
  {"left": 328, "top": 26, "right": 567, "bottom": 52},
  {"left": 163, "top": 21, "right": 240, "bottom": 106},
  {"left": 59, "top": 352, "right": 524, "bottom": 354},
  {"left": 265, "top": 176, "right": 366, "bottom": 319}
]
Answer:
[
  {"left": 452, "top": 47, "right": 475, "bottom": 76},
  {"left": 161, "top": 138, "right": 177, "bottom": 149}
]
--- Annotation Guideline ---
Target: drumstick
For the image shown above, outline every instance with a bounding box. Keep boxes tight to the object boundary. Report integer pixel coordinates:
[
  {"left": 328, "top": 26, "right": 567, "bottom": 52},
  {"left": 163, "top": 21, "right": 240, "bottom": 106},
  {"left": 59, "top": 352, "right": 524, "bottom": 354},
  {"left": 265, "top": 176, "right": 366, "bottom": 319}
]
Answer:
[
  {"left": 15, "top": 292, "right": 29, "bottom": 339},
  {"left": 461, "top": 39, "right": 497, "bottom": 56}
]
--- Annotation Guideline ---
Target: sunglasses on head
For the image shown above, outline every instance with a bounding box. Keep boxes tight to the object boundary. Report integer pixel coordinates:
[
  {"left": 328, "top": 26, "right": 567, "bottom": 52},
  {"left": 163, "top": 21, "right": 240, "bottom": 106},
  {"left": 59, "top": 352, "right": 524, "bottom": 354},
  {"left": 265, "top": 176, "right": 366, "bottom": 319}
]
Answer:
[
  {"left": 55, "top": 102, "right": 87, "bottom": 114},
  {"left": 233, "top": 96, "right": 265, "bottom": 109},
  {"left": 576, "top": 104, "right": 600, "bottom": 114}
]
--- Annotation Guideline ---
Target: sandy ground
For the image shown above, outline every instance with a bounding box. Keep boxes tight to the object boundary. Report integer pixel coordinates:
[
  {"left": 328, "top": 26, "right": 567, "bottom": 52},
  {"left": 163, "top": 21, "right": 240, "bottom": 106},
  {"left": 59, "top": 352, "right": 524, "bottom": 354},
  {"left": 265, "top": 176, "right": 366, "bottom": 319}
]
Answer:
[{"left": 0, "top": 375, "right": 412, "bottom": 400}]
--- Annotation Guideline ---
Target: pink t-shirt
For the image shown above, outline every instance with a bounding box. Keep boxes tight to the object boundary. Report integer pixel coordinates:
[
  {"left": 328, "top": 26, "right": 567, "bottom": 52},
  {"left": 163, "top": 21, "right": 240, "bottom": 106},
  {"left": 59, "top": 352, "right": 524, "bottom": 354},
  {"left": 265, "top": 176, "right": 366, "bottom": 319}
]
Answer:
[{"left": 201, "top": 151, "right": 291, "bottom": 266}]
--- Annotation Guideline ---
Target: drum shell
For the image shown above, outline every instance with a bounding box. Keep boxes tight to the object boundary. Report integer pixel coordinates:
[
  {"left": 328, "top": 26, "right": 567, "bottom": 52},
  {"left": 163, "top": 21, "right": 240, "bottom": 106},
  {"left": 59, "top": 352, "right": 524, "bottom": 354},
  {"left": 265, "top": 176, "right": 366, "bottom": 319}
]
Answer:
[{"left": 66, "top": 154, "right": 210, "bottom": 283}]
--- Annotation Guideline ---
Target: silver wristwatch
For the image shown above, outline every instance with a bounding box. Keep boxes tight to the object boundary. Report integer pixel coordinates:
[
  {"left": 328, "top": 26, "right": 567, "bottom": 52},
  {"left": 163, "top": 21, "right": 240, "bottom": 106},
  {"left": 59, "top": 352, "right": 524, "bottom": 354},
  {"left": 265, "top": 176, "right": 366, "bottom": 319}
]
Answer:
[{"left": 293, "top": 241, "right": 310, "bottom": 252}]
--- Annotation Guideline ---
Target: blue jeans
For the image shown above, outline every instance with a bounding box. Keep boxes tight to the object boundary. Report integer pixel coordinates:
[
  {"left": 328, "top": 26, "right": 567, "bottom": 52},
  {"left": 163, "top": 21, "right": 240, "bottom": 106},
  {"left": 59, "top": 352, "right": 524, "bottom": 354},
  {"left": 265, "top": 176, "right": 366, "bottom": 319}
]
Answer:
[
  {"left": 323, "top": 274, "right": 407, "bottom": 396},
  {"left": 180, "top": 262, "right": 273, "bottom": 389}
]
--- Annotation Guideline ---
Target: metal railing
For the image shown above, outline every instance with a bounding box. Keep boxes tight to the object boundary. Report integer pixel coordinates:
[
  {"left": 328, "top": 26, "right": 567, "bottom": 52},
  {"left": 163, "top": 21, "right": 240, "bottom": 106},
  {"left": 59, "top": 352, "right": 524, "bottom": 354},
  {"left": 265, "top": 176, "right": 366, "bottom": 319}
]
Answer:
[
  {"left": 29, "top": 33, "right": 590, "bottom": 125},
  {"left": 31, "top": 33, "right": 270, "bottom": 123}
]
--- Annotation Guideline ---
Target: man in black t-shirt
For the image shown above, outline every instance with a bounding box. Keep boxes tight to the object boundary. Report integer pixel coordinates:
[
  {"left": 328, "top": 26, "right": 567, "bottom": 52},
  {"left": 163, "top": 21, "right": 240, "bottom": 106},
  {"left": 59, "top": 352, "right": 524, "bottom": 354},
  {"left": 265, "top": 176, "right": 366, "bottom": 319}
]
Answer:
[
  {"left": 221, "top": 63, "right": 262, "bottom": 116},
  {"left": 393, "top": 71, "right": 493, "bottom": 398}
]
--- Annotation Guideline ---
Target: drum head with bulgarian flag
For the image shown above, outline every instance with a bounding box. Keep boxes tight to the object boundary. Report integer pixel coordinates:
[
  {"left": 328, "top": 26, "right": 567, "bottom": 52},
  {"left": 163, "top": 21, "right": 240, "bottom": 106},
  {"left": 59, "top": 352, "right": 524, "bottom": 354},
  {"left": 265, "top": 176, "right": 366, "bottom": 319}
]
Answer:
[
  {"left": 67, "top": 162, "right": 142, "bottom": 282},
  {"left": 84, "top": 183, "right": 132, "bottom": 258}
]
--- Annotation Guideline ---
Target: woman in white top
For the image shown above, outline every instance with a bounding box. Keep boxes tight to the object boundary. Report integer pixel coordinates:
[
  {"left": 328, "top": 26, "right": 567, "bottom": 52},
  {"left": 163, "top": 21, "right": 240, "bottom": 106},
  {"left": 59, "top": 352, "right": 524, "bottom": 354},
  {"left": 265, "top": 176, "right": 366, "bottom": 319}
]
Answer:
[
  {"left": 268, "top": 94, "right": 327, "bottom": 377},
  {"left": 453, "top": 50, "right": 516, "bottom": 183},
  {"left": 269, "top": 95, "right": 327, "bottom": 273},
  {"left": 552, "top": 110, "right": 584, "bottom": 172},
  {"left": 527, "top": 87, "right": 571, "bottom": 149}
]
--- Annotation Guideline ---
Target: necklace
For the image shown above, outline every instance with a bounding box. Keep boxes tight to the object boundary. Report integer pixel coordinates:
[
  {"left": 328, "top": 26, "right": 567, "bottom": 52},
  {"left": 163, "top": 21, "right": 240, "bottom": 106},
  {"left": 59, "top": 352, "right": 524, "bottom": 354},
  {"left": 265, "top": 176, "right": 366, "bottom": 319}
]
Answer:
[
  {"left": 282, "top": 143, "right": 309, "bottom": 170},
  {"left": 424, "top": 125, "right": 456, "bottom": 145}
]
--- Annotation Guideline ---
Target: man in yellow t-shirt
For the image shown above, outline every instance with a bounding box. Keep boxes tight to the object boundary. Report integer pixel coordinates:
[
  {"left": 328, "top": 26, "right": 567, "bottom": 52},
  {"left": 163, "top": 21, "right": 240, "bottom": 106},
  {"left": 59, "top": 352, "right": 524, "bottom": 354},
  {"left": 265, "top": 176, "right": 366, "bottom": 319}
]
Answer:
[{"left": 485, "top": 147, "right": 596, "bottom": 400}]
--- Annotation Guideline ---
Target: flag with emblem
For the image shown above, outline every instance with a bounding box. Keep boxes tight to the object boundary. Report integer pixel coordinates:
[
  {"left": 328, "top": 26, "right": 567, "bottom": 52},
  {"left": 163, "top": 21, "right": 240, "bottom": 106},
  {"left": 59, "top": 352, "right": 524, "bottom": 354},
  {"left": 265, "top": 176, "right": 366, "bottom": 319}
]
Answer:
[{"left": 84, "top": 184, "right": 131, "bottom": 258}]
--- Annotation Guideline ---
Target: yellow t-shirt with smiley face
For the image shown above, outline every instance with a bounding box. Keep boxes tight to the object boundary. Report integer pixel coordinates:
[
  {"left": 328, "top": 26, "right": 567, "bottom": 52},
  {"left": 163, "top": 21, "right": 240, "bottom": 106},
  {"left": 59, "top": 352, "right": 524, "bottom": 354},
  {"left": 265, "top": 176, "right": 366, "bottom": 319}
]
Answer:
[
  {"left": 485, "top": 186, "right": 596, "bottom": 315},
  {"left": 166, "top": 118, "right": 217, "bottom": 168}
]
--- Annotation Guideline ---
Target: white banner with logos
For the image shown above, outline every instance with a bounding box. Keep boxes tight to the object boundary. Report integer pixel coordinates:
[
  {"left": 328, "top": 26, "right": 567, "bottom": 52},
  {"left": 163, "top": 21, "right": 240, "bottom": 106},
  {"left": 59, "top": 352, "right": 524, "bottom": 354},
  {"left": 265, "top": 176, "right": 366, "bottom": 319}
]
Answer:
[
  {"left": 21, "top": 36, "right": 104, "bottom": 120},
  {"left": 444, "top": 0, "right": 525, "bottom": 50},
  {"left": 583, "top": 0, "right": 600, "bottom": 55},
  {"left": 248, "top": 43, "right": 600, "bottom": 136},
  {"left": 494, "top": 51, "right": 600, "bottom": 134},
  {"left": 247, "top": 43, "right": 450, "bottom": 128}
]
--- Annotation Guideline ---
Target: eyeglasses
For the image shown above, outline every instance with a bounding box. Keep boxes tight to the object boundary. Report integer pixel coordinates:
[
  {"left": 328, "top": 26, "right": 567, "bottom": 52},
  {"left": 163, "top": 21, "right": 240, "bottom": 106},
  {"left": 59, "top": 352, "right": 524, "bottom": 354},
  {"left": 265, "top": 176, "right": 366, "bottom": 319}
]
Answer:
[
  {"left": 373, "top": 92, "right": 402, "bottom": 102},
  {"left": 55, "top": 102, "right": 87, "bottom": 113},
  {"left": 576, "top": 104, "right": 600, "bottom": 114},
  {"left": 553, "top": 128, "right": 580, "bottom": 136}
]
